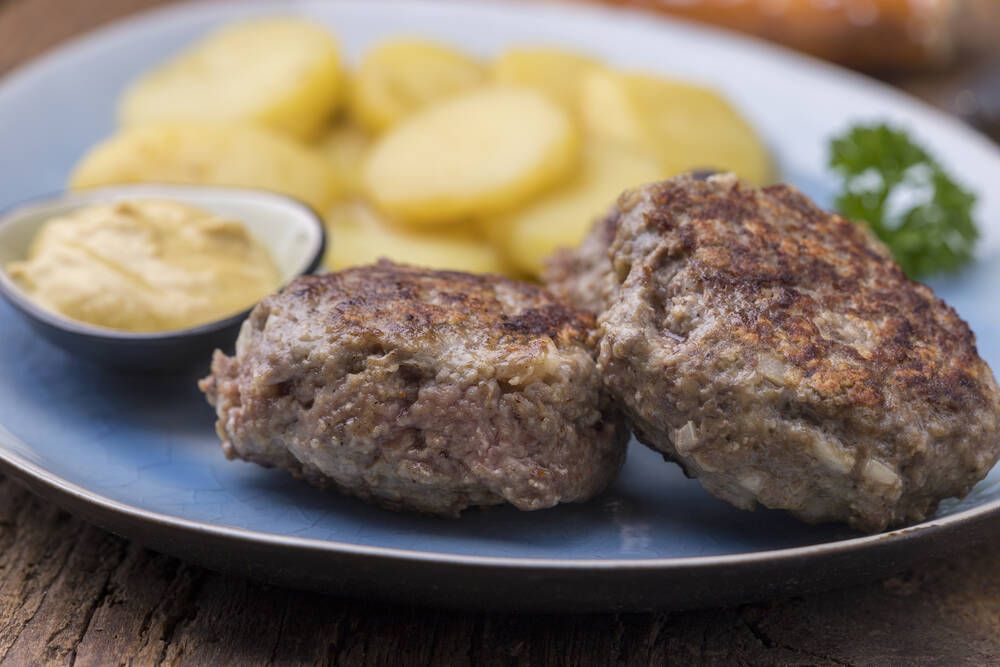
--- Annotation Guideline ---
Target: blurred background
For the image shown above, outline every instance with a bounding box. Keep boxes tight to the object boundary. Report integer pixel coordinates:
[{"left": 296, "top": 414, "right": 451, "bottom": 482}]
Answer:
[
  {"left": 607, "top": 0, "right": 1000, "bottom": 141},
  {"left": 1, "top": 0, "right": 998, "bottom": 142}
]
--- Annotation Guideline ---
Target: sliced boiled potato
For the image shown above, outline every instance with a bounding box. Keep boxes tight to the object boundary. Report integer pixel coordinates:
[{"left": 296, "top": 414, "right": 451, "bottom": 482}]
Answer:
[
  {"left": 578, "top": 69, "right": 646, "bottom": 146},
  {"left": 492, "top": 47, "right": 600, "bottom": 112},
  {"left": 325, "top": 201, "right": 507, "bottom": 275},
  {"left": 70, "top": 123, "right": 338, "bottom": 213},
  {"left": 364, "top": 86, "right": 579, "bottom": 226},
  {"left": 579, "top": 69, "right": 773, "bottom": 184},
  {"left": 316, "top": 123, "right": 371, "bottom": 198},
  {"left": 350, "top": 39, "right": 486, "bottom": 133},
  {"left": 484, "top": 139, "right": 662, "bottom": 276},
  {"left": 119, "top": 18, "right": 342, "bottom": 141}
]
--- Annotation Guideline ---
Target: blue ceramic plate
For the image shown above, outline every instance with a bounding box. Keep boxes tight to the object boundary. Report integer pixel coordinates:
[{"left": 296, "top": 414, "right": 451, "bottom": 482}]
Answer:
[{"left": 0, "top": 0, "right": 998, "bottom": 611}]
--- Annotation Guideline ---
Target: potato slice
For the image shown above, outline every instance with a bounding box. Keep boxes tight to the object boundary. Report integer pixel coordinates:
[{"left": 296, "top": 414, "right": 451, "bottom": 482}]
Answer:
[
  {"left": 119, "top": 18, "right": 342, "bottom": 141},
  {"left": 325, "top": 201, "right": 507, "bottom": 275},
  {"left": 492, "top": 47, "right": 600, "bottom": 112},
  {"left": 70, "top": 123, "right": 338, "bottom": 212},
  {"left": 484, "top": 139, "right": 662, "bottom": 276},
  {"left": 364, "top": 86, "right": 578, "bottom": 226},
  {"left": 578, "top": 69, "right": 646, "bottom": 145},
  {"left": 579, "top": 69, "right": 773, "bottom": 184},
  {"left": 316, "top": 124, "right": 371, "bottom": 198},
  {"left": 350, "top": 39, "right": 486, "bottom": 133}
]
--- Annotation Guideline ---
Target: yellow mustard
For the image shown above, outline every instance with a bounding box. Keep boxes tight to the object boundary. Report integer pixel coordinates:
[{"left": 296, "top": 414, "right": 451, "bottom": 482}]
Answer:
[{"left": 6, "top": 199, "right": 280, "bottom": 332}]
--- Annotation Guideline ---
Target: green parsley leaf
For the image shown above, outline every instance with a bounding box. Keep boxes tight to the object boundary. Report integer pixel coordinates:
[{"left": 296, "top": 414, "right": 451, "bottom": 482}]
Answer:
[{"left": 828, "top": 123, "right": 979, "bottom": 278}]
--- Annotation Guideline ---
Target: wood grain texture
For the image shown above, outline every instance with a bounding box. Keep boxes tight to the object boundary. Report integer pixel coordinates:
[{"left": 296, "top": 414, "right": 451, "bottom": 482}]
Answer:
[
  {"left": 1, "top": 474, "right": 1000, "bottom": 666},
  {"left": 1, "top": 0, "right": 999, "bottom": 664}
]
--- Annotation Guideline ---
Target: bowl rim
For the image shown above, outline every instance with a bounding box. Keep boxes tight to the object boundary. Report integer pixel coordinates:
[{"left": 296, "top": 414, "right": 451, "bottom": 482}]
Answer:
[{"left": 0, "top": 183, "right": 327, "bottom": 343}]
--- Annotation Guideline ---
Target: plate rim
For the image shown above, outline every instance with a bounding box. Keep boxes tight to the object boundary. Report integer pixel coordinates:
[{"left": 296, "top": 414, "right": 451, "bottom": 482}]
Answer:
[
  {"left": 0, "top": 0, "right": 998, "bottom": 574},
  {"left": 1, "top": 422, "right": 996, "bottom": 570}
]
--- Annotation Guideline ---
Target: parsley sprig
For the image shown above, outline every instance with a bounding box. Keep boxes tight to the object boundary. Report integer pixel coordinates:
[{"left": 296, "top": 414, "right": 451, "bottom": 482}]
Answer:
[{"left": 829, "top": 124, "right": 978, "bottom": 278}]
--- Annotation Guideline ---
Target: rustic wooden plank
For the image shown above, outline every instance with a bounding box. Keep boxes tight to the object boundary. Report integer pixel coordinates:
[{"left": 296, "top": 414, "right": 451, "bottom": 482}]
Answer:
[
  {"left": 0, "top": 480, "right": 90, "bottom": 662},
  {"left": 247, "top": 590, "right": 351, "bottom": 666},
  {"left": 156, "top": 575, "right": 289, "bottom": 666},
  {"left": 0, "top": 0, "right": 172, "bottom": 76},
  {"left": 0, "top": 523, "right": 126, "bottom": 667},
  {"left": 736, "top": 548, "right": 1000, "bottom": 665},
  {"left": 71, "top": 548, "right": 205, "bottom": 667}
]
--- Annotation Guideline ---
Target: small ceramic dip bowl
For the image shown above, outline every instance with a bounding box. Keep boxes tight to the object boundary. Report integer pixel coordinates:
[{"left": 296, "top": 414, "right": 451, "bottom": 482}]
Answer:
[{"left": 0, "top": 184, "right": 325, "bottom": 370}]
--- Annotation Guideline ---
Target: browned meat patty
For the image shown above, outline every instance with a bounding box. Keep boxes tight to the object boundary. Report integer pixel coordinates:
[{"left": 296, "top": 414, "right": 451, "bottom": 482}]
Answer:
[
  {"left": 200, "top": 260, "right": 628, "bottom": 516},
  {"left": 546, "top": 172, "right": 1000, "bottom": 532}
]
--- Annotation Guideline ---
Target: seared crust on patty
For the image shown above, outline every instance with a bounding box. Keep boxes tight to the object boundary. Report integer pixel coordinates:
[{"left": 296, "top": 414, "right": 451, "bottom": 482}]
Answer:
[
  {"left": 548, "top": 173, "right": 1000, "bottom": 532},
  {"left": 292, "top": 261, "right": 596, "bottom": 347},
  {"left": 201, "top": 260, "right": 628, "bottom": 516}
]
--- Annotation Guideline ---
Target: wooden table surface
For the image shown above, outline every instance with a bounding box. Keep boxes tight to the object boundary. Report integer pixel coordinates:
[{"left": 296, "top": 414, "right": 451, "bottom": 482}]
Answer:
[{"left": 1, "top": 1, "right": 999, "bottom": 664}]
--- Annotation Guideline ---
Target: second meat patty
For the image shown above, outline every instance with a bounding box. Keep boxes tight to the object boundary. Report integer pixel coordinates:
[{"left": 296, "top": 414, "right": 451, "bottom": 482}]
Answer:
[{"left": 547, "top": 173, "right": 1000, "bottom": 533}]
